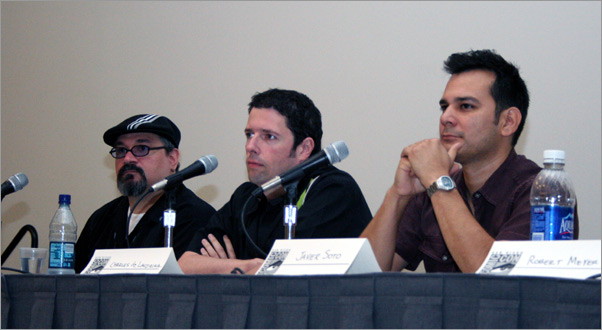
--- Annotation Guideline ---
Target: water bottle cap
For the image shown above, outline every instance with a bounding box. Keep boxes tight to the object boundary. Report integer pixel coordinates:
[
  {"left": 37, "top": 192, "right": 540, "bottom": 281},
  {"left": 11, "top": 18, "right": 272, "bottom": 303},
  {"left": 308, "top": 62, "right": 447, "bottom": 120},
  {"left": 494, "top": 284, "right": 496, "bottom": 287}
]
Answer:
[
  {"left": 543, "top": 149, "right": 565, "bottom": 164},
  {"left": 58, "top": 194, "right": 71, "bottom": 204}
]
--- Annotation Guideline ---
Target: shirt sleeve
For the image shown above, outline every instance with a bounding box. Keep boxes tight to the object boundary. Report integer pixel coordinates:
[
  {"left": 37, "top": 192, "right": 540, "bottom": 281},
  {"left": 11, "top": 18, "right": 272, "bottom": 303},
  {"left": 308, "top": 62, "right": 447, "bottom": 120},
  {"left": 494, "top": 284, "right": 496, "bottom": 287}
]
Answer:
[
  {"left": 395, "top": 195, "right": 426, "bottom": 271},
  {"left": 294, "top": 171, "right": 372, "bottom": 238},
  {"left": 172, "top": 189, "right": 216, "bottom": 259}
]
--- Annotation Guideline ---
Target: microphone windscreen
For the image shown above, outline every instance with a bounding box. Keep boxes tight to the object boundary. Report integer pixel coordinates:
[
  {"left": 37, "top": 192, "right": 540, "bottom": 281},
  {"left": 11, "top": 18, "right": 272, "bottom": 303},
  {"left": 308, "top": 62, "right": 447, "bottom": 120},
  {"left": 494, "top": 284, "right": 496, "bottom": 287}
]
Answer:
[
  {"left": 325, "top": 141, "right": 349, "bottom": 164},
  {"left": 9, "top": 173, "right": 29, "bottom": 191},
  {"left": 199, "top": 155, "right": 218, "bottom": 174}
]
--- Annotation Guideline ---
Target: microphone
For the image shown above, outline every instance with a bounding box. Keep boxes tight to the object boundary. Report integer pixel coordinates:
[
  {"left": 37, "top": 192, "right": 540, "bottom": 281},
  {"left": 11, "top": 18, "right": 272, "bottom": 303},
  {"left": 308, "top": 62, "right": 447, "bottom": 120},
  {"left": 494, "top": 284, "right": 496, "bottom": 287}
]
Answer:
[
  {"left": 1, "top": 173, "right": 29, "bottom": 200},
  {"left": 150, "top": 155, "right": 218, "bottom": 192},
  {"left": 252, "top": 141, "right": 349, "bottom": 197}
]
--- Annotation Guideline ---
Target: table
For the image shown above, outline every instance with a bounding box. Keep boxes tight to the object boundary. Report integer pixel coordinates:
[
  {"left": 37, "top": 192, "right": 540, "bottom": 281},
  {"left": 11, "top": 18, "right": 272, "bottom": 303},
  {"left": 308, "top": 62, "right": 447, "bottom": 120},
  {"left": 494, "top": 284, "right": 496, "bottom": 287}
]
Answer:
[{"left": 1, "top": 272, "right": 600, "bottom": 328}]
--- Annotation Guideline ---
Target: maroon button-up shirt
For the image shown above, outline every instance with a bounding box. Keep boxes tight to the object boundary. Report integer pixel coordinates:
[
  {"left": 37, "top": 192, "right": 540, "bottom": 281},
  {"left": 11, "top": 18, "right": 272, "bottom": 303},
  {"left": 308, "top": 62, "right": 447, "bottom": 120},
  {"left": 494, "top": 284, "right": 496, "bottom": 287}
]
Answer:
[{"left": 395, "top": 149, "right": 580, "bottom": 273}]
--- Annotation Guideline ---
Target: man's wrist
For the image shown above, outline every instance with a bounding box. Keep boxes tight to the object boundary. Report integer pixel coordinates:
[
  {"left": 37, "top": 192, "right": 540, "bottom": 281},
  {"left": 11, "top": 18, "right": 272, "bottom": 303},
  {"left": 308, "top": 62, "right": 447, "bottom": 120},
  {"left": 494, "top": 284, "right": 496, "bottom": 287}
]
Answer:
[{"left": 426, "top": 175, "right": 456, "bottom": 197}]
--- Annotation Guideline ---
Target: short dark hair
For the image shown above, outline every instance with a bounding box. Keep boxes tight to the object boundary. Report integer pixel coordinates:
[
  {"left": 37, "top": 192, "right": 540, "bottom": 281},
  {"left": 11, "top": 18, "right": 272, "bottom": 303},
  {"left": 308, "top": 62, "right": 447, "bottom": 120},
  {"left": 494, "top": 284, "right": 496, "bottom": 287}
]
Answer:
[
  {"left": 444, "top": 49, "right": 529, "bottom": 146},
  {"left": 248, "top": 88, "right": 323, "bottom": 155}
]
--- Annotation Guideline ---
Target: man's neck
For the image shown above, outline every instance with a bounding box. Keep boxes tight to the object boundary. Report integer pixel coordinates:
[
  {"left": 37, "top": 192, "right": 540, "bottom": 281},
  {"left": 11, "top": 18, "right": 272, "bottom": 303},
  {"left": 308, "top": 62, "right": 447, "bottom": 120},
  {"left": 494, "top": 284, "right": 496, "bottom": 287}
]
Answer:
[
  {"left": 127, "top": 190, "right": 164, "bottom": 214},
  {"left": 462, "top": 147, "right": 513, "bottom": 194}
]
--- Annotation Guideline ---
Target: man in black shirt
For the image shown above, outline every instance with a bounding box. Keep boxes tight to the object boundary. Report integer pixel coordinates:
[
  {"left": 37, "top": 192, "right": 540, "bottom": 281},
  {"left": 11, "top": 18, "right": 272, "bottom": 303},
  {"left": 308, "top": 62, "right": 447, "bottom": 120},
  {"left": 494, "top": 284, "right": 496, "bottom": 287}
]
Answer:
[
  {"left": 179, "top": 89, "right": 372, "bottom": 274},
  {"left": 75, "top": 114, "right": 216, "bottom": 273}
]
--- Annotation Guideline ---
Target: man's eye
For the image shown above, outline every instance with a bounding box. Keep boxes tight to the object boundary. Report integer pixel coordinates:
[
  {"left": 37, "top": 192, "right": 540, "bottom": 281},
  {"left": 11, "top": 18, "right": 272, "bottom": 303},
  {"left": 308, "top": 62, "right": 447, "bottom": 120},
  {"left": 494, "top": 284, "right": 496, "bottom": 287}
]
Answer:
[
  {"left": 440, "top": 105, "right": 448, "bottom": 112},
  {"left": 245, "top": 132, "right": 254, "bottom": 139},
  {"left": 460, "top": 103, "right": 475, "bottom": 110},
  {"left": 263, "top": 134, "right": 276, "bottom": 140}
]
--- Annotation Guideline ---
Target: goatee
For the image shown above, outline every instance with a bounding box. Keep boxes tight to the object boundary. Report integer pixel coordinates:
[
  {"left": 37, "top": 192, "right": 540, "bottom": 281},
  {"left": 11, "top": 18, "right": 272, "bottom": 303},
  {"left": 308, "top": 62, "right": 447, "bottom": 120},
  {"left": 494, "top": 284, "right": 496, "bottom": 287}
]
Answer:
[{"left": 117, "top": 164, "right": 148, "bottom": 197}]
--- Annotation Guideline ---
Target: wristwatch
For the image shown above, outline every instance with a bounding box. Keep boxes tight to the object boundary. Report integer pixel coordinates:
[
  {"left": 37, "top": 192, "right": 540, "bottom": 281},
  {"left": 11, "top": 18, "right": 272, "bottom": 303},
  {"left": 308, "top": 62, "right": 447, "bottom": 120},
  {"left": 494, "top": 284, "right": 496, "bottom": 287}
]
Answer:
[{"left": 426, "top": 175, "right": 456, "bottom": 197}]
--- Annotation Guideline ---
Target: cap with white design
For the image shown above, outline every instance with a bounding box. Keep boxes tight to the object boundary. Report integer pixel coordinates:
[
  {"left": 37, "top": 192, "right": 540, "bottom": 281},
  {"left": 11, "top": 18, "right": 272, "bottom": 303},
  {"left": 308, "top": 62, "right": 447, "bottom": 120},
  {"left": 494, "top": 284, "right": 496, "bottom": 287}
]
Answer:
[{"left": 103, "top": 114, "right": 181, "bottom": 147}]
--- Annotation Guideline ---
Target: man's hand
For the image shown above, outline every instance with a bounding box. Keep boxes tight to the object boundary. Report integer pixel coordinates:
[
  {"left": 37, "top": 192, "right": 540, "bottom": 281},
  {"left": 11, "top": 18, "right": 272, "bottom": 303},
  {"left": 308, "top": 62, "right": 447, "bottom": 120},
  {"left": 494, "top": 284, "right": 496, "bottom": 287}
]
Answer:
[
  {"left": 392, "top": 139, "right": 461, "bottom": 197},
  {"left": 200, "top": 234, "right": 236, "bottom": 259}
]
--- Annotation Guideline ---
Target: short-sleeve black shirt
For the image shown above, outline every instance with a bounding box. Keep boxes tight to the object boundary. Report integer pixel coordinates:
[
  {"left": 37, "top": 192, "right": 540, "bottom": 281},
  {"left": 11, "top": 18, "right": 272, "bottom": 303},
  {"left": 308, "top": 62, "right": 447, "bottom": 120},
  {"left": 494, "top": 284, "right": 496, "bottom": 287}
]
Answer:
[{"left": 187, "top": 165, "right": 372, "bottom": 259}]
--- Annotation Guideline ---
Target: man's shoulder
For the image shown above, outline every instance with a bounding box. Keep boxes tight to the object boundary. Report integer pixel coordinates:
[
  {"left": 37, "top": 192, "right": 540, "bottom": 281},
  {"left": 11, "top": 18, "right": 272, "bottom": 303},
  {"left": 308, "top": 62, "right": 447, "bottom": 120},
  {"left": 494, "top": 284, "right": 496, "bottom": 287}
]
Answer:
[
  {"left": 505, "top": 152, "right": 541, "bottom": 182},
  {"left": 312, "top": 165, "right": 357, "bottom": 185},
  {"left": 92, "top": 196, "right": 128, "bottom": 215}
]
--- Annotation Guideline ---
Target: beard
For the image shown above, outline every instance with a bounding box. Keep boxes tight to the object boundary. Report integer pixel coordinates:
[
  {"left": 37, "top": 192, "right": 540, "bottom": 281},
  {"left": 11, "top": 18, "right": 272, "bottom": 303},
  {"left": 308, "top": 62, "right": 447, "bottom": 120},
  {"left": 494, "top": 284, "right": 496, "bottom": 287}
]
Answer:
[{"left": 117, "top": 164, "right": 148, "bottom": 197}]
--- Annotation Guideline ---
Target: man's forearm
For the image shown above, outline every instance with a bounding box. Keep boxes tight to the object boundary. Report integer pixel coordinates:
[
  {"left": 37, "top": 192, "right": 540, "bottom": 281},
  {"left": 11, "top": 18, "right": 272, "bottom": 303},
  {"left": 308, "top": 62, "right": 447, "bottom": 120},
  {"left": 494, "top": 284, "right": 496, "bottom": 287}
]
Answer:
[
  {"left": 178, "top": 251, "right": 263, "bottom": 274},
  {"left": 430, "top": 190, "right": 494, "bottom": 273},
  {"left": 361, "top": 187, "right": 411, "bottom": 271}
]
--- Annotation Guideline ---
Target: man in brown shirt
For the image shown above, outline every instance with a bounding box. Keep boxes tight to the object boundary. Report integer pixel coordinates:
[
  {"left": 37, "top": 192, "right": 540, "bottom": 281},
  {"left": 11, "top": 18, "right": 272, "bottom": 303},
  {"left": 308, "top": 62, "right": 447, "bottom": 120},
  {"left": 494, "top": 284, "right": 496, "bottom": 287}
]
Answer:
[{"left": 361, "top": 49, "right": 579, "bottom": 273}]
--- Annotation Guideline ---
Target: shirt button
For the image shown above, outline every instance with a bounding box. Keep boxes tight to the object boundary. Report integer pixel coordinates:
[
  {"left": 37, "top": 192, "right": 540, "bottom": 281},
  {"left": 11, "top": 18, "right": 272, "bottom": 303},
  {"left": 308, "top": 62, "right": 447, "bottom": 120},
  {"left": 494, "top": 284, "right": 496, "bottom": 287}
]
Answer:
[
  {"left": 474, "top": 193, "right": 481, "bottom": 198},
  {"left": 442, "top": 255, "right": 448, "bottom": 261}
]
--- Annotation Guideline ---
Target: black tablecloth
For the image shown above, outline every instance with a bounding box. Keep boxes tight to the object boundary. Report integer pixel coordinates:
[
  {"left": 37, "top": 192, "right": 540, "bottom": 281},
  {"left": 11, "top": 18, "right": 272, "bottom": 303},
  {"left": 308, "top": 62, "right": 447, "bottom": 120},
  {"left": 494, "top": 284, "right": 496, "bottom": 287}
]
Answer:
[{"left": 1, "top": 272, "right": 600, "bottom": 328}]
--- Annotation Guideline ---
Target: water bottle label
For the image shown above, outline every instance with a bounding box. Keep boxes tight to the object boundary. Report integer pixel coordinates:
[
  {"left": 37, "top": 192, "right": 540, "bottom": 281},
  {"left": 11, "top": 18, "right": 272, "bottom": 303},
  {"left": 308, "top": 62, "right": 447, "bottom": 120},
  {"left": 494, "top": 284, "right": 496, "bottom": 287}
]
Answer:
[
  {"left": 530, "top": 205, "right": 574, "bottom": 240},
  {"left": 49, "top": 241, "right": 75, "bottom": 269}
]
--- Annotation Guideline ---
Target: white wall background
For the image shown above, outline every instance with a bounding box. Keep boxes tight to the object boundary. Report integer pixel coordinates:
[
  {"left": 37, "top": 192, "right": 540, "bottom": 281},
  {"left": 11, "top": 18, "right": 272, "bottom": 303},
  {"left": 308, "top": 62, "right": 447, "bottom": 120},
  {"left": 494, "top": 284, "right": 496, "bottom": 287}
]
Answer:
[{"left": 2, "top": 1, "right": 600, "bottom": 271}]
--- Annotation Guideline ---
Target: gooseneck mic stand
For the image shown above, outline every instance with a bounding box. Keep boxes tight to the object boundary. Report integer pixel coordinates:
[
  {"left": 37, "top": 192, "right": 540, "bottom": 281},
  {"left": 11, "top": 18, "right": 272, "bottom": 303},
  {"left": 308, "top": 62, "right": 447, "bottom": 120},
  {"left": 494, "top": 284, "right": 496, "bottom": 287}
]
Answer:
[
  {"left": 283, "top": 181, "right": 299, "bottom": 240},
  {"left": 163, "top": 192, "right": 176, "bottom": 248}
]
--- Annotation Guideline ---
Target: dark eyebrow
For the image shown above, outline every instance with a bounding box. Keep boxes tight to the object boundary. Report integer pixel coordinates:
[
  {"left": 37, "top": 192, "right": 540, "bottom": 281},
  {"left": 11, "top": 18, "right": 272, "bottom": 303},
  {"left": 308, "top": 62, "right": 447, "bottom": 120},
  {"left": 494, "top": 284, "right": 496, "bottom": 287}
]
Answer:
[
  {"left": 456, "top": 96, "right": 480, "bottom": 104},
  {"left": 245, "top": 128, "right": 278, "bottom": 136},
  {"left": 440, "top": 96, "right": 481, "bottom": 106},
  {"left": 114, "top": 138, "right": 152, "bottom": 146}
]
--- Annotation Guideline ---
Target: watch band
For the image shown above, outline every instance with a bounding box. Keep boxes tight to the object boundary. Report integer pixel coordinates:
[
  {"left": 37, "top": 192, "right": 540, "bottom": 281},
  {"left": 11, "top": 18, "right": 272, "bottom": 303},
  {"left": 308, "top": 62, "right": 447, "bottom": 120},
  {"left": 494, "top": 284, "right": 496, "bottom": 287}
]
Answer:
[{"left": 427, "top": 175, "right": 456, "bottom": 197}]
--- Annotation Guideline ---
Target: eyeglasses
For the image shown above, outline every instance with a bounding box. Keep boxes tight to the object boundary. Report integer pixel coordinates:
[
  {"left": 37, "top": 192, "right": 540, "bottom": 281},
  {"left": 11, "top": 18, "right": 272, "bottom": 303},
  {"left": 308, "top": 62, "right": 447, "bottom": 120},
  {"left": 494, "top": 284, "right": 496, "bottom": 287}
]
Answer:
[{"left": 109, "top": 145, "right": 168, "bottom": 159}]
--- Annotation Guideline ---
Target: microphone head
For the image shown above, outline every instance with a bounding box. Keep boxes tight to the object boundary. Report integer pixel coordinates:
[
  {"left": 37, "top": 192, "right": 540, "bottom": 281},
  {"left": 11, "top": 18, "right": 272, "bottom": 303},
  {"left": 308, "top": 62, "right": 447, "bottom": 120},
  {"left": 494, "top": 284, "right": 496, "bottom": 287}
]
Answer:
[
  {"left": 9, "top": 173, "right": 29, "bottom": 191},
  {"left": 198, "top": 155, "right": 218, "bottom": 173},
  {"left": 324, "top": 141, "right": 349, "bottom": 164}
]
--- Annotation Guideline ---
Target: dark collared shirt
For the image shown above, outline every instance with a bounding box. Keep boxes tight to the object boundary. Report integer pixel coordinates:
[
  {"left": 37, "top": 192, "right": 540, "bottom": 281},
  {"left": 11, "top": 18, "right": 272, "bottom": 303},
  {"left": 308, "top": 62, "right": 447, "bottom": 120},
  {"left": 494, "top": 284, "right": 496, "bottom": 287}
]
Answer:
[{"left": 395, "top": 149, "right": 580, "bottom": 273}]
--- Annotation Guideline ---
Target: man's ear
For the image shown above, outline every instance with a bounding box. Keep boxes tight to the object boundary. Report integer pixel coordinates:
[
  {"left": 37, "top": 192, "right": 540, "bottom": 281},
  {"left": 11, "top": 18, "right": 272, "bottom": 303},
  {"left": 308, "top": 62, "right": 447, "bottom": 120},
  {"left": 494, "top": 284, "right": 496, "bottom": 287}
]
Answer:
[
  {"left": 169, "top": 148, "right": 180, "bottom": 173},
  {"left": 499, "top": 107, "right": 522, "bottom": 137},
  {"left": 296, "top": 137, "right": 315, "bottom": 161}
]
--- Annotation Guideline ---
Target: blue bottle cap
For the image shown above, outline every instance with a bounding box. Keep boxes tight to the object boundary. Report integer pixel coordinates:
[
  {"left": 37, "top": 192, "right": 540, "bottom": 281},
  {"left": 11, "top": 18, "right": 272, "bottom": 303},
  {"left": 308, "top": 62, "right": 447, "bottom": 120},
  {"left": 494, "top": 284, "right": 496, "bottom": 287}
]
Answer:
[{"left": 58, "top": 194, "right": 71, "bottom": 204}]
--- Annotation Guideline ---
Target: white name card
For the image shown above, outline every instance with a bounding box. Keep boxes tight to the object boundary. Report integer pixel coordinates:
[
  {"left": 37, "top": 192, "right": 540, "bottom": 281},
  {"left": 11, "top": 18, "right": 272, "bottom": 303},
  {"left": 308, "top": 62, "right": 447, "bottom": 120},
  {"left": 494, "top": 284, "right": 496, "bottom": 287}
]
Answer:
[
  {"left": 476, "top": 240, "right": 601, "bottom": 280},
  {"left": 81, "top": 247, "right": 183, "bottom": 275},
  {"left": 255, "top": 238, "right": 381, "bottom": 275}
]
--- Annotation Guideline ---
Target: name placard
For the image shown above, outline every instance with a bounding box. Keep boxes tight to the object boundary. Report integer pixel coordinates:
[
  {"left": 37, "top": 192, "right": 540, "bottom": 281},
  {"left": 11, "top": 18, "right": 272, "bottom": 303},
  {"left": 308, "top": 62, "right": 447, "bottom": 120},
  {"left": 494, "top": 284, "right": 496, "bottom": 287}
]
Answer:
[
  {"left": 80, "top": 247, "right": 183, "bottom": 275},
  {"left": 255, "top": 238, "right": 381, "bottom": 275},
  {"left": 476, "top": 240, "right": 601, "bottom": 280}
]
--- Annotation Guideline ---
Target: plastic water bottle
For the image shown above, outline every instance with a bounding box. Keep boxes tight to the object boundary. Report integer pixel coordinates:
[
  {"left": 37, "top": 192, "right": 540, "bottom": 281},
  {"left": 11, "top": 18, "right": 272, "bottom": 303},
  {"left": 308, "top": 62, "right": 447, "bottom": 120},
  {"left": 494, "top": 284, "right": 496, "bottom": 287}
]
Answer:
[
  {"left": 530, "top": 150, "right": 576, "bottom": 240},
  {"left": 48, "top": 194, "right": 77, "bottom": 274}
]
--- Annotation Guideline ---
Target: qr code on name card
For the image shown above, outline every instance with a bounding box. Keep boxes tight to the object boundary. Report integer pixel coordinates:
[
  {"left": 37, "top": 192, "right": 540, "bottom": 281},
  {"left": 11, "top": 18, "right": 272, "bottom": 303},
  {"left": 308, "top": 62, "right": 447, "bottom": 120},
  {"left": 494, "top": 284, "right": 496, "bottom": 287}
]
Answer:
[
  {"left": 256, "top": 249, "right": 290, "bottom": 275},
  {"left": 479, "top": 251, "right": 522, "bottom": 275},
  {"left": 83, "top": 256, "right": 111, "bottom": 274}
]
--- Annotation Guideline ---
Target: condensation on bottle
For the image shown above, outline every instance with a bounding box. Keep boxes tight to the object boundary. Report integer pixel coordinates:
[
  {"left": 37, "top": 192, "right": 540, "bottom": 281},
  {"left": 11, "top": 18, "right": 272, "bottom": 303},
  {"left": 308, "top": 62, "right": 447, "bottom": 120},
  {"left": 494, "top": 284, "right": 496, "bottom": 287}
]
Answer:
[
  {"left": 48, "top": 194, "right": 78, "bottom": 274},
  {"left": 530, "top": 150, "right": 576, "bottom": 240}
]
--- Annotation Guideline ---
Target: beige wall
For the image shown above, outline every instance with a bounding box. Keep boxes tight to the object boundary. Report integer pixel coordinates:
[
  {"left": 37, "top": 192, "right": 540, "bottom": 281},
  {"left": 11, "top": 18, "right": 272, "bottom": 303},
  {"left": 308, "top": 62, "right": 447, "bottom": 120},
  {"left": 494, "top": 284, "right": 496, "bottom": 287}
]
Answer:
[{"left": 2, "top": 1, "right": 600, "bottom": 271}]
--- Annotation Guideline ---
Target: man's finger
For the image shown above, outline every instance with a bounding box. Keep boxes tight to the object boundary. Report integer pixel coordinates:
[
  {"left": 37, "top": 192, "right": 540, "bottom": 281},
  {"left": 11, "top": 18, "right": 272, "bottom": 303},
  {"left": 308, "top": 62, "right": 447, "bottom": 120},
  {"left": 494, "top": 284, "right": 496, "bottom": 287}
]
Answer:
[
  {"left": 447, "top": 142, "right": 462, "bottom": 162},
  {"left": 223, "top": 235, "right": 236, "bottom": 259},
  {"left": 208, "top": 233, "right": 227, "bottom": 258},
  {"left": 201, "top": 238, "right": 217, "bottom": 257}
]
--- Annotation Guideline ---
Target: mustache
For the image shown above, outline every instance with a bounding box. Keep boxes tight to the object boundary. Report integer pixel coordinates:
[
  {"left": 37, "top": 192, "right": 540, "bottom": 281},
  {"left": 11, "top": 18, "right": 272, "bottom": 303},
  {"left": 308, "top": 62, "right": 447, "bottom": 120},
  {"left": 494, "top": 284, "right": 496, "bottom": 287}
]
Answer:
[{"left": 118, "top": 163, "right": 145, "bottom": 180}]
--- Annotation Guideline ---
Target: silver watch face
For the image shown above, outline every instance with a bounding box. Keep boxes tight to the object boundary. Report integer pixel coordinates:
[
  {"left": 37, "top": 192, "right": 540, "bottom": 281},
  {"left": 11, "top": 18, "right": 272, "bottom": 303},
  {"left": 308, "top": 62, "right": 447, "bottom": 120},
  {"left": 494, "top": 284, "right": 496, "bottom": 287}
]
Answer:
[{"left": 440, "top": 176, "right": 454, "bottom": 190}]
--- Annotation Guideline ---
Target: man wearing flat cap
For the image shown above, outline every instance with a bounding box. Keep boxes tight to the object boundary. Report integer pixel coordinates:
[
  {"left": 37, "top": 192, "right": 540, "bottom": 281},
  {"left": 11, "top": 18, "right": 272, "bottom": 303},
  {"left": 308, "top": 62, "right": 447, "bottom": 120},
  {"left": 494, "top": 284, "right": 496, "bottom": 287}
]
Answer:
[{"left": 74, "top": 114, "right": 216, "bottom": 273}]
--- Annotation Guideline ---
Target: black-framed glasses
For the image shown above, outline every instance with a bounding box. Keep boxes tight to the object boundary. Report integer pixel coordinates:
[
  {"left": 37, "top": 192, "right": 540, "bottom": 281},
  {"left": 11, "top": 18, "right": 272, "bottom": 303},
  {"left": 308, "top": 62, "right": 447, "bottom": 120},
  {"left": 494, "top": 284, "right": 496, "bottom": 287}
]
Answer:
[{"left": 109, "top": 145, "right": 168, "bottom": 159}]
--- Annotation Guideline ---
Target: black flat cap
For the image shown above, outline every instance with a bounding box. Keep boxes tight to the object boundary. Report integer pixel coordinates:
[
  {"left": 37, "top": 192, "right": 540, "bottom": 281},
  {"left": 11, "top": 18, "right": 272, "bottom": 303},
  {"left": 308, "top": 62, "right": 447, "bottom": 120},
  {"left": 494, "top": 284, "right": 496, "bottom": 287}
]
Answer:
[{"left": 103, "top": 114, "right": 181, "bottom": 147}]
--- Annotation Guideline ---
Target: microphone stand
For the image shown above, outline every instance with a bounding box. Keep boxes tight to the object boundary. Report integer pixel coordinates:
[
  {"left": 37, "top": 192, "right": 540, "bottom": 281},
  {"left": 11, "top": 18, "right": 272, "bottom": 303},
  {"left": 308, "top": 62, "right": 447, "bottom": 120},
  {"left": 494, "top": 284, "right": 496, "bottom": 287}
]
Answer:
[
  {"left": 163, "top": 190, "right": 176, "bottom": 248},
  {"left": 283, "top": 181, "right": 299, "bottom": 240}
]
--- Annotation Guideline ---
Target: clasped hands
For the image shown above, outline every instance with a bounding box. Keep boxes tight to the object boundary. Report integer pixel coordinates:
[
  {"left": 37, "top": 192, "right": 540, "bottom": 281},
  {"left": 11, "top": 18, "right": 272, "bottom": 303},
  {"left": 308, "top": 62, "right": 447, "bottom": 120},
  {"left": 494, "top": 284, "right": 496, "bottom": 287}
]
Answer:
[{"left": 393, "top": 139, "right": 462, "bottom": 197}]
